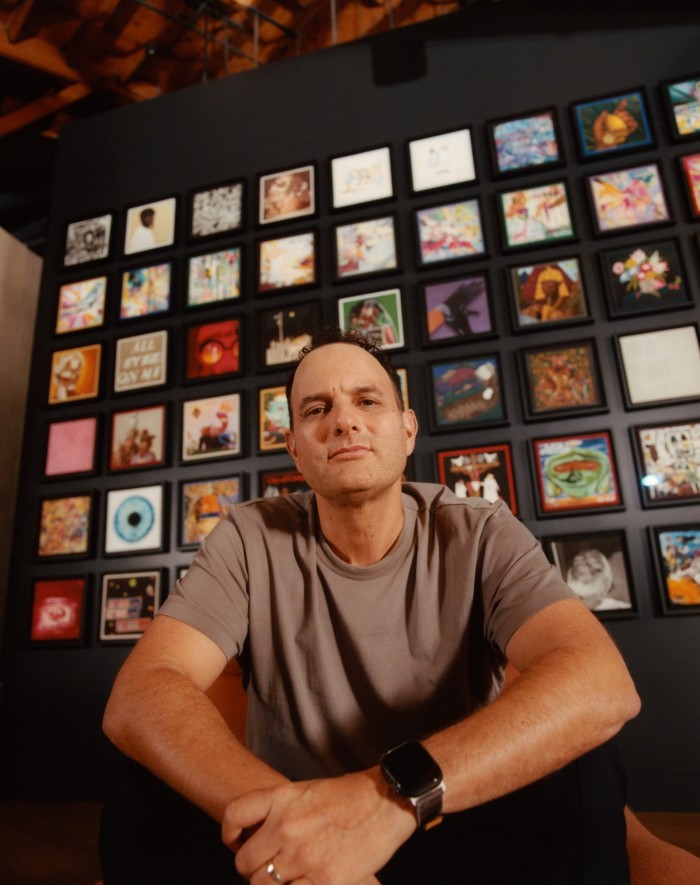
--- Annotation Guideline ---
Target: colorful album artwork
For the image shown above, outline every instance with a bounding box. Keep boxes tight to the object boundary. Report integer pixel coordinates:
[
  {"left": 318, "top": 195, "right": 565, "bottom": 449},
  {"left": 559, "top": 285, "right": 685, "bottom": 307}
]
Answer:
[
  {"left": 587, "top": 163, "right": 670, "bottom": 233},
  {"left": 421, "top": 274, "right": 494, "bottom": 344},
  {"left": 509, "top": 258, "right": 589, "bottom": 329},
  {"left": 651, "top": 525, "right": 700, "bottom": 612},
  {"left": 259, "top": 386, "right": 290, "bottom": 452},
  {"left": 600, "top": 239, "right": 690, "bottom": 316},
  {"left": 429, "top": 355, "right": 505, "bottom": 431},
  {"left": 415, "top": 199, "right": 485, "bottom": 265},
  {"left": 337, "top": 289, "right": 404, "bottom": 350},
  {"left": 30, "top": 578, "right": 87, "bottom": 642},
  {"left": 190, "top": 180, "right": 244, "bottom": 239},
  {"left": 499, "top": 182, "right": 574, "bottom": 248},
  {"left": 56, "top": 276, "right": 107, "bottom": 334},
  {"left": 186, "top": 318, "right": 241, "bottom": 380},
  {"left": 334, "top": 216, "right": 398, "bottom": 279},
  {"left": 180, "top": 477, "right": 244, "bottom": 546},
  {"left": 489, "top": 109, "right": 562, "bottom": 175},
  {"left": 63, "top": 214, "right": 112, "bottom": 267},
  {"left": 100, "top": 571, "right": 161, "bottom": 640},
  {"left": 258, "top": 468, "right": 310, "bottom": 498},
  {"left": 182, "top": 393, "right": 242, "bottom": 462},
  {"left": 104, "top": 485, "right": 163, "bottom": 555},
  {"left": 124, "top": 197, "right": 176, "bottom": 255},
  {"left": 48, "top": 343, "right": 101, "bottom": 404},
  {"left": 258, "top": 232, "right": 316, "bottom": 292},
  {"left": 634, "top": 421, "right": 700, "bottom": 506},
  {"left": 187, "top": 248, "right": 241, "bottom": 306},
  {"left": 110, "top": 405, "right": 166, "bottom": 470},
  {"left": 436, "top": 443, "right": 517, "bottom": 514},
  {"left": 120, "top": 262, "right": 171, "bottom": 319},
  {"left": 37, "top": 495, "right": 91, "bottom": 557}
]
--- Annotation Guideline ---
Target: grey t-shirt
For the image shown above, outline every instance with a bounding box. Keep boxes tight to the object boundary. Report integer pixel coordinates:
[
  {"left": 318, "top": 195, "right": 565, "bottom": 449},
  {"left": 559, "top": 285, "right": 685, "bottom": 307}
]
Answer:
[{"left": 161, "top": 482, "right": 575, "bottom": 779}]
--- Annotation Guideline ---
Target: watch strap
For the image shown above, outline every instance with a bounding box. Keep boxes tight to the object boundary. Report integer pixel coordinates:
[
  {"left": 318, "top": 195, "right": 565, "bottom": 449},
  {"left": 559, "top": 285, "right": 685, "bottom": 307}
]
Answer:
[{"left": 410, "top": 780, "right": 445, "bottom": 830}]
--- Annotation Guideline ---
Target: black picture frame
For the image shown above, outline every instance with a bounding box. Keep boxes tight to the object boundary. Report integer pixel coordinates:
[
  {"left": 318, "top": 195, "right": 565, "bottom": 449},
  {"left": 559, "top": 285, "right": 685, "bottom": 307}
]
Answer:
[
  {"left": 122, "top": 194, "right": 178, "bottom": 258},
  {"left": 649, "top": 524, "right": 700, "bottom": 615},
  {"left": 44, "top": 415, "right": 100, "bottom": 479},
  {"left": 414, "top": 197, "right": 486, "bottom": 268},
  {"left": 333, "top": 213, "right": 400, "bottom": 282},
  {"left": 99, "top": 568, "right": 165, "bottom": 641},
  {"left": 29, "top": 575, "right": 90, "bottom": 646},
  {"left": 506, "top": 255, "right": 592, "bottom": 332},
  {"left": 187, "top": 177, "right": 245, "bottom": 242},
  {"left": 257, "top": 162, "right": 316, "bottom": 226},
  {"left": 435, "top": 442, "right": 518, "bottom": 515},
  {"left": 184, "top": 316, "right": 243, "bottom": 383},
  {"left": 103, "top": 483, "right": 167, "bottom": 557},
  {"left": 419, "top": 271, "right": 496, "bottom": 348},
  {"left": 255, "top": 301, "right": 322, "bottom": 372},
  {"left": 61, "top": 211, "right": 114, "bottom": 269},
  {"left": 631, "top": 419, "right": 700, "bottom": 508},
  {"left": 406, "top": 126, "right": 477, "bottom": 194},
  {"left": 181, "top": 392, "right": 243, "bottom": 464},
  {"left": 427, "top": 353, "right": 507, "bottom": 433},
  {"left": 257, "top": 467, "right": 310, "bottom": 498},
  {"left": 257, "top": 229, "right": 318, "bottom": 294},
  {"left": 36, "top": 492, "right": 94, "bottom": 560},
  {"left": 486, "top": 107, "right": 564, "bottom": 178},
  {"left": 571, "top": 87, "right": 655, "bottom": 161},
  {"left": 179, "top": 474, "right": 247, "bottom": 548},
  {"left": 497, "top": 180, "right": 576, "bottom": 251},
  {"left": 659, "top": 73, "right": 700, "bottom": 143},
  {"left": 585, "top": 162, "right": 672, "bottom": 236},
  {"left": 118, "top": 259, "right": 174, "bottom": 322},
  {"left": 329, "top": 143, "right": 394, "bottom": 211},
  {"left": 108, "top": 403, "right": 168, "bottom": 472},
  {"left": 186, "top": 245, "right": 243, "bottom": 309}
]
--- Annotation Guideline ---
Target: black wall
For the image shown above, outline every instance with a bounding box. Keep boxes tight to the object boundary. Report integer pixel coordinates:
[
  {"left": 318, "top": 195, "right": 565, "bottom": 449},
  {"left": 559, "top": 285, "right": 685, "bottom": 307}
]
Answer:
[{"left": 2, "top": 2, "right": 700, "bottom": 810}]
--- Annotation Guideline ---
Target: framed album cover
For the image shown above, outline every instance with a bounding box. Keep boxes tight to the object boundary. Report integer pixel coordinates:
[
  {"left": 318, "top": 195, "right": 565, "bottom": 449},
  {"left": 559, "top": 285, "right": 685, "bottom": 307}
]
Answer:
[
  {"left": 586, "top": 163, "right": 671, "bottom": 234},
  {"left": 258, "top": 164, "right": 315, "bottom": 225},
  {"left": 37, "top": 494, "right": 92, "bottom": 559},
  {"left": 114, "top": 330, "right": 167, "bottom": 393},
  {"left": 123, "top": 196, "right": 177, "bottom": 256},
  {"left": 337, "top": 289, "right": 404, "bottom": 350},
  {"left": 414, "top": 198, "right": 485, "bottom": 267},
  {"left": 30, "top": 577, "right": 88, "bottom": 644},
  {"left": 259, "top": 386, "right": 290, "bottom": 453},
  {"left": 407, "top": 127, "right": 476, "bottom": 193},
  {"left": 396, "top": 366, "right": 410, "bottom": 410},
  {"left": 258, "top": 467, "right": 310, "bottom": 498},
  {"left": 181, "top": 393, "right": 242, "bottom": 462},
  {"left": 48, "top": 343, "right": 101, "bottom": 404},
  {"left": 531, "top": 431, "right": 623, "bottom": 517},
  {"left": 109, "top": 404, "right": 167, "bottom": 471},
  {"left": 188, "top": 178, "right": 244, "bottom": 241},
  {"left": 486, "top": 107, "right": 563, "bottom": 177},
  {"left": 119, "top": 262, "right": 172, "bottom": 320},
  {"left": 56, "top": 276, "right": 107, "bottom": 334},
  {"left": 435, "top": 442, "right": 517, "bottom": 514},
  {"left": 571, "top": 88, "right": 654, "bottom": 160},
  {"left": 420, "top": 273, "right": 495, "bottom": 347},
  {"left": 62, "top": 212, "right": 113, "bottom": 268},
  {"left": 616, "top": 324, "right": 700, "bottom": 409},
  {"left": 180, "top": 475, "right": 246, "bottom": 547},
  {"left": 330, "top": 145, "right": 393, "bottom": 210},
  {"left": 519, "top": 339, "right": 607, "bottom": 421},
  {"left": 680, "top": 152, "right": 700, "bottom": 217},
  {"left": 187, "top": 247, "right": 242, "bottom": 308},
  {"left": 258, "top": 230, "right": 317, "bottom": 293},
  {"left": 185, "top": 318, "right": 242, "bottom": 381},
  {"left": 660, "top": 73, "right": 700, "bottom": 141},
  {"left": 104, "top": 484, "right": 164, "bottom": 556},
  {"left": 498, "top": 181, "right": 575, "bottom": 250},
  {"left": 542, "top": 530, "right": 637, "bottom": 618},
  {"left": 632, "top": 420, "right": 700, "bottom": 508},
  {"left": 44, "top": 416, "right": 98, "bottom": 477},
  {"left": 255, "top": 302, "right": 320, "bottom": 371},
  {"left": 334, "top": 214, "right": 399, "bottom": 281},
  {"left": 428, "top": 354, "right": 506, "bottom": 432},
  {"left": 599, "top": 238, "right": 691, "bottom": 318},
  {"left": 99, "top": 570, "right": 163, "bottom": 641},
  {"left": 649, "top": 524, "right": 700, "bottom": 614},
  {"left": 507, "top": 256, "right": 590, "bottom": 331}
]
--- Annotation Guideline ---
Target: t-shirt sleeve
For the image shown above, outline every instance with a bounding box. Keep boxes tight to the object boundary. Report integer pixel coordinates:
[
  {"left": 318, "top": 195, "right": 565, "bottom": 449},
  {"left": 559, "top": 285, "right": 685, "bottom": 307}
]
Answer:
[{"left": 158, "top": 513, "right": 249, "bottom": 660}]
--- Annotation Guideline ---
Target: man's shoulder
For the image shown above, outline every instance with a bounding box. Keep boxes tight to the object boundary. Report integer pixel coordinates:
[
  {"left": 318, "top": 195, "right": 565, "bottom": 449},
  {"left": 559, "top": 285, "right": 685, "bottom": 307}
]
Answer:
[
  {"left": 401, "top": 481, "right": 500, "bottom": 514},
  {"left": 228, "top": 489, "right": 315, "bottom": 525}
]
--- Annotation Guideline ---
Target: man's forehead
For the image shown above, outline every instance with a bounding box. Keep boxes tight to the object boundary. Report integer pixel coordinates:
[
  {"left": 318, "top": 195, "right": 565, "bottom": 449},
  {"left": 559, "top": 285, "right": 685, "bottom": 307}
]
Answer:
[{"left": 293, "top": 343, "right": 391, "bottom": 395}]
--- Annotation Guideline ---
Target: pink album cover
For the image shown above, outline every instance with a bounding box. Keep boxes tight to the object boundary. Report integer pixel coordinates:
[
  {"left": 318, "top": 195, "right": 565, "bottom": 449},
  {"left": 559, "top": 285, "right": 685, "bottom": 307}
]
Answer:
[{"left": 45, "top": 417, "right": 97, "bottom": 476}]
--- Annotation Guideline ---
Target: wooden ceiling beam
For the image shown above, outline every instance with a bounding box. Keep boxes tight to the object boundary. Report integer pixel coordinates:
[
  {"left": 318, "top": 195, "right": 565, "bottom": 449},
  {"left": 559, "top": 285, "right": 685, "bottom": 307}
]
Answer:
[
  {"left": 0, "top": 28, "right": 80, "bottom": 82},
  {"left": 0, "top": 81, "right": 91, "bottom": 136},
  {"left": 5, "top": 0, "right": 34, "bottom": 42}
]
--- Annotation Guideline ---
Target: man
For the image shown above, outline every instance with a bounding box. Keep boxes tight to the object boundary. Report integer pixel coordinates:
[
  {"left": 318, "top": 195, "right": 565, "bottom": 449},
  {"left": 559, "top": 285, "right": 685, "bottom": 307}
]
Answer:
[
  {"left": 103, "top": 327, "right": 640, "bottom": 884},
  {"left": 127, "top": 206, "right": 157, "bottom": 253}
]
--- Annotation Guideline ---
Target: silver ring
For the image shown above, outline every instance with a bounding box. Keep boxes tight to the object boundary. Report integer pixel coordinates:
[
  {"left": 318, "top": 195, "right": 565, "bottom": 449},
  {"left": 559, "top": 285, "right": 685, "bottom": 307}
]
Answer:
[{"left": 266, "top": 861, "right": 284, "bottom": 883}]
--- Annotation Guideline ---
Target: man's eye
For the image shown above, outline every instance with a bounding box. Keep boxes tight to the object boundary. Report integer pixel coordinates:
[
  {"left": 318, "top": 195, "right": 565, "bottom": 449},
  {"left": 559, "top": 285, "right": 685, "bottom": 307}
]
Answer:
[{"left": 304, "top": 406, "right": 325, "bottom": 417}]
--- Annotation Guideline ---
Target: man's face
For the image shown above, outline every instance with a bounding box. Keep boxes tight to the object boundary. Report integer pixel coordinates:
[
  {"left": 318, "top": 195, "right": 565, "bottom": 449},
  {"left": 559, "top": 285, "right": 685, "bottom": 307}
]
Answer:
[{"left": 285, "top": 343, "right": 417, "bottom": 503}]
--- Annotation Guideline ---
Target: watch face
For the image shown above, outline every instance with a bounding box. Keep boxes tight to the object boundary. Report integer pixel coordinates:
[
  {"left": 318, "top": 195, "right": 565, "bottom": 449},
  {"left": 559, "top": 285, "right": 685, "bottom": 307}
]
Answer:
[{"left": 382, "top": 741, "right": 443, "bottom": 797}]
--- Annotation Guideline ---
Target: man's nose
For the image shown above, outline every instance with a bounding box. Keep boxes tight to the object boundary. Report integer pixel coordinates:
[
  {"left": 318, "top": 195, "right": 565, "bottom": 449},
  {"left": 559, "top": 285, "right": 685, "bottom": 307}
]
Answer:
[{"left": 333, "top": 404, "right": 359, "bottom": 433}]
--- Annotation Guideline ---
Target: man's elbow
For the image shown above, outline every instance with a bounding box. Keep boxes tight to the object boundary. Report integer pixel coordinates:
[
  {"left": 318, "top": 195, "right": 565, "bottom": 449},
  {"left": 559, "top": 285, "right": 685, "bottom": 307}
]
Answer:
[{"left": 606, "top": 665, "right": 641, "bottom": 736}]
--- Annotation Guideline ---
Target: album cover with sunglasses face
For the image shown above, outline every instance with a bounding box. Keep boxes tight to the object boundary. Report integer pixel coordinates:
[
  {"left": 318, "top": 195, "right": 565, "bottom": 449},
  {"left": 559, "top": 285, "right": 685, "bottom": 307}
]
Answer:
[{"left": 185, "top": 318, "right": 242, "bottom": 381}]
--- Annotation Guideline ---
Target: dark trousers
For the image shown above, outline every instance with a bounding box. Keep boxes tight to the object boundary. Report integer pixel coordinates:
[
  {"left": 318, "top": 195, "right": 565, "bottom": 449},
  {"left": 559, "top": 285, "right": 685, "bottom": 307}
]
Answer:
[{"left": 100, "top": 741, "right": 629, "bottom": 885}]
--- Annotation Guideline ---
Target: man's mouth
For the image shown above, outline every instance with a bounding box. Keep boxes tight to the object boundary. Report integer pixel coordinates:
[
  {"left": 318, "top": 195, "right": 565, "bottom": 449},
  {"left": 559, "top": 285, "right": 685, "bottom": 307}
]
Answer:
[{"left": 328, "top": 445, "right": 370, "bottom": 460}]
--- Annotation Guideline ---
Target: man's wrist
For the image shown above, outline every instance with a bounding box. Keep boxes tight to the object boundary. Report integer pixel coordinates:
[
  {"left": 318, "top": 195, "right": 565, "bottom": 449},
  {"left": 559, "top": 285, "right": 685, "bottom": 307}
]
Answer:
[{"left": 379, "top": 741, "right": 445, "bottom": 831}]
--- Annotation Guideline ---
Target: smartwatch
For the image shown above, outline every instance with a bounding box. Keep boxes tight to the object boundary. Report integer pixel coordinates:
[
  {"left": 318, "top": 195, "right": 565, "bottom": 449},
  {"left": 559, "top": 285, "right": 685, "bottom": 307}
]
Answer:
[{"left": 380, "top": 740, "right": 445, "bottom": 830}]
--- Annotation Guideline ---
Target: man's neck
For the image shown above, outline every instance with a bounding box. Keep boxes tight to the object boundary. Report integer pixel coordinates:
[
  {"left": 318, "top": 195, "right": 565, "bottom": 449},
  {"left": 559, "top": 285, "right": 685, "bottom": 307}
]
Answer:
[{"left": 316, "top": 488, "right": 405, "bottom": 566}]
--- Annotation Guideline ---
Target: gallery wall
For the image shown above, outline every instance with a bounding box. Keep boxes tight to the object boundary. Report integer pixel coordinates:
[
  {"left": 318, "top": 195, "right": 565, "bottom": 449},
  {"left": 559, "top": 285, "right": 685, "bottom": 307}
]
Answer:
[{"left": 1, "top": 2, "right": 700, "bottom": 810}]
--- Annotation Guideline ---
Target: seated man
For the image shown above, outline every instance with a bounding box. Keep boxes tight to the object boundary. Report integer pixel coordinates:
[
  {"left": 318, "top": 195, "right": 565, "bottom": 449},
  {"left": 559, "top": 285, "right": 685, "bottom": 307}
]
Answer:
[{"left": 103, "top": 327, "right": 640, "bottom": 884}]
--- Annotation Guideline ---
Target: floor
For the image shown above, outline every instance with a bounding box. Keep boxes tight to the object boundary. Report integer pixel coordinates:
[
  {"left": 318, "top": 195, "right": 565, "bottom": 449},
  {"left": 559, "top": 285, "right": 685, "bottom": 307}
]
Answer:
[{"left": 0, "top": 802, "right": 697, "bottom": 884}]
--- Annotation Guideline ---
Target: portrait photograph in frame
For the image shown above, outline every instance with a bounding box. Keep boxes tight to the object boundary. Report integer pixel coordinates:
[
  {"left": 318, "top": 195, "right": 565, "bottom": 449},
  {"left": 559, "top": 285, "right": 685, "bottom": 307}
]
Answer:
[
  {"left": 586, "top": 163, "right": 671, "bottom": 235},
  {"left": 259, "top": 386, "right": 290, "bottom": 453},
  {"left": 542, "top": 530, "right": 637, "bottom": 618},
  {"left": 258, "top": 164, "right": 315, "bottom": 225},
  {"left": 187, "top": 247, "right": 241, "bottom": 308},
  {"left": 519, "top": 339, "right": 606, "bottom": 422},
  {"left": 507, "top": 256, "right": 590, "bottom": 331},
  {"left": 188, "top": 178, "right": 244, "bottom": 241},
  {"left": 650, "top": 524, "right": 700, "bottom": 614},
  {"left": 30, "top": 577, "right": 88, "bottom": 644},
  {"left": 185, "top": 317, "right": 241, "bottom": 381},
  {"left": 436, "top": 442, "right": 518, "bottom": 514},
  {"left": 99, "top": 570, "right": 162, "bottom": 641},
  {"left": 63, "top": 212, "right": 112, "bottom": 268},
  {"left": 104, "top": 484, "right": 164, "bottom": 556},
  {"left": 616, "top": 324, "right": 700, "bottom": 409},
  {"left": 680, "top": 152, "right": 700, "bottom": 217},
  {"left": 56, "top": 275, "right": 107, "bottom": 335},
  {"left": 258, "top": 230, "right": 317, "bottom": 293},
  {"left": 414, "top": 198, "right": 485, "bottom": 267},
  {"left": 487, "top": 107, "right": 563, "bottom": 177},
  {"left": 114, "top": 330, "right": 167, "bottom": 393},
  {"left": 119, "top": 261, "right": 172, "bottom": 320},
  {"left": 632, "top": 419, "right": 700, "bottom": 508},
  {"left": 337, "top": 289, "right": 404, "bottom": 350},
  {"left": 180, "top": 475, "right": 246, "bottom": 547},
  {"left": 599, "top": 238, "right": 691, "bottom": 318},
  {"left": 123, "top": 196, "right": 177, "bottom": 256},
  {"left": 258, "top": 467, "right": 310, "bottom": 498},
  {"left": 420, "top": 273, "right": 494, "bottom": 347},
  {"left": 330, "top": 145, "right": 393, "bottom": 210},
  {"left": 109, "top": 404, "right": 167, "bottom": 471},
  {"left": 48, "top": 342, "right": 101, "bottom": 405},
  {"left": 428, "top": 354, "right": 506, "bottom": 432},
  {"left": 37, "top": 494, "right": 92, "bottom": 558},
  {"left": 660, "top": 73, "right": 700, "bottom": 141},
  {"left": 571, "top": 88, "right": 654, "bottom": 160},
  {"left": 181, "top": 392, "right": 242, "bottom": 462},
  {"left": 45, "top": 415, "right": 98, "bottom": 478},
  {"left": 498, "top": 181, "right": 575, "bottom": 250},
  {"left": 407, "top": 127, "right": 476, "bottom": 194},
  {"left": 255, "top": 302, "right": 320, "bottom": 371},
  {"left": 334, "top": 214, "right": 399, "bottom": 281},
  {"left": 531, "top": 430, "right": 623, "bottom": 517}
]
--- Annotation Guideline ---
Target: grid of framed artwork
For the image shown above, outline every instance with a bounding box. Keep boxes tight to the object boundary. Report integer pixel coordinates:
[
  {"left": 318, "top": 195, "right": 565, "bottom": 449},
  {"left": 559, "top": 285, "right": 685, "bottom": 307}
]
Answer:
[{"left": 29, "top": 68, "right": 700, "bottom": 647}]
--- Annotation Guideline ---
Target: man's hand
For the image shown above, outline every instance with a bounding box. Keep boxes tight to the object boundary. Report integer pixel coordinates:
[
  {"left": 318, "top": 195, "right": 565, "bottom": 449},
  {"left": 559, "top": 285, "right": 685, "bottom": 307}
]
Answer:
[{"left": 223, "top": 768, "right": 415, "bottom": 884}]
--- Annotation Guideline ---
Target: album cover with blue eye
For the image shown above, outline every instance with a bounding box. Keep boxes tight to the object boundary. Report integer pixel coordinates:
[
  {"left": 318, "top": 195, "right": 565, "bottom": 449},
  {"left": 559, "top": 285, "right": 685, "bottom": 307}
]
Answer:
[{"left": 104, "top": 484, "right": 165, "bottom": 555}]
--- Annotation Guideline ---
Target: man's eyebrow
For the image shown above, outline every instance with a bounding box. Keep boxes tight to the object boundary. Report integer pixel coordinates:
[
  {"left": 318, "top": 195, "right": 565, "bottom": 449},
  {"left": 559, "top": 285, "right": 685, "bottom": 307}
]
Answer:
[{"left": 296, "top": 384, "right": 386, "bottom": 413}]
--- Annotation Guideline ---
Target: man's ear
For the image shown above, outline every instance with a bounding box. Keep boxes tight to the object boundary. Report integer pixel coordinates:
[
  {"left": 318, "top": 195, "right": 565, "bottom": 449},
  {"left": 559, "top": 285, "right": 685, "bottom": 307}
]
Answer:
[
  {"left": 285, "top": 430, "right": 297, "bottom": 461},
  {"left": 402, "top": 409, "right": 418, "bottom": 456}
]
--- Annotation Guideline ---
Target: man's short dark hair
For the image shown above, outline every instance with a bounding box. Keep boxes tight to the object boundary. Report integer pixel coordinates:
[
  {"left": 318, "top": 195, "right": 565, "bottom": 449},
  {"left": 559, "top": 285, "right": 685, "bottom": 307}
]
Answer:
[
  {"left": 285, "top": 327, "right": 404, "bottom": 427},
  {"left": 140, "top": 208, "right": 155, "bottom": 225}
]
